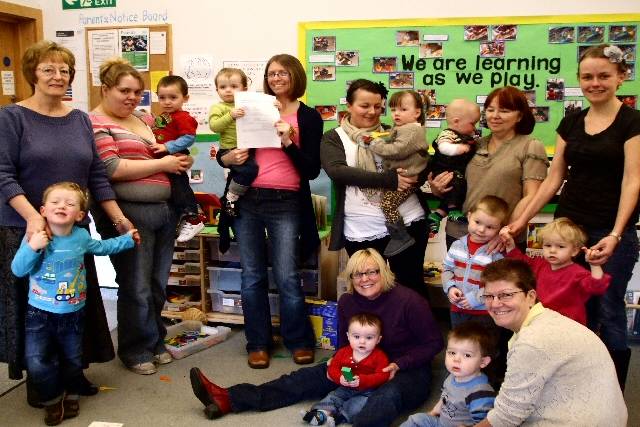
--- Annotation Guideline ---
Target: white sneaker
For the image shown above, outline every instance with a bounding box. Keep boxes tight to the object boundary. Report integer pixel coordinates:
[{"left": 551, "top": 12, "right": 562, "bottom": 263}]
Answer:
[
  {"left": 176, "top": 221, "right": 205, "bottom": 242},
  {"left": 127, "top": 361, "right": 157, "bottom": 375},
  {"left": 154, "top": 352, "right": 173, "bottom": 365}
]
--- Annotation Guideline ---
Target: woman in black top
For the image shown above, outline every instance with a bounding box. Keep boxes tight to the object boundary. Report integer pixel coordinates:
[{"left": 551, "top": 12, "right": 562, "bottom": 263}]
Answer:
[{"left": 508, "top": 44, "right": 640, "bottom": 390}]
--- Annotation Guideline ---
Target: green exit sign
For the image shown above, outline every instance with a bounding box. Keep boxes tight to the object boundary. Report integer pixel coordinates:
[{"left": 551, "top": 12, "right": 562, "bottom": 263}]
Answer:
[{"left": 62, "top": 0, "right": 116, "bottom": 9}]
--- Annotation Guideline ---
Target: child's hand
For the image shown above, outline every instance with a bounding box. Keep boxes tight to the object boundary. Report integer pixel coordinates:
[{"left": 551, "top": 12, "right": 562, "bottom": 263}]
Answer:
[
  {"left": 458, "top": 296, "right": 472, "bottom": 310},
  {"left": 447, "top": 287, "right": 464, "bottom": 304},
  {"left": 458, "top": 144, "right": 471, "bottom": 153},
  {"left": 583, "top": 247, "right": 600, "bottom": 265},
  {"left": 28, "top": 230, "right": 49, "bottom": 251},
  {"left": 231, "top": 108, "right": 245, "bottom": 119},
  {"left": 499, "top": 226, "right": 516, "bottom": 252},
  {"left": 339, "top": 375, "right": 360, "bottom": 387},
  {"left": 150, "top": 143, "right": 168, "bottom": 155}
]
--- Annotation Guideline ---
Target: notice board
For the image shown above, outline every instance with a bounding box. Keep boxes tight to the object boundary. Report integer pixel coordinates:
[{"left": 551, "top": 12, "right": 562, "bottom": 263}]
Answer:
[{"left": 300, "top": 14, "right": 639, "bottom": 153}]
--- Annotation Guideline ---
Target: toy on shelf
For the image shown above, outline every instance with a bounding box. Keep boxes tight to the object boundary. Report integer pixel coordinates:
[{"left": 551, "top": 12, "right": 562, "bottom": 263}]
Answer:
[{"left": 195, "top": 192, "right": 221, "bottom": 225}]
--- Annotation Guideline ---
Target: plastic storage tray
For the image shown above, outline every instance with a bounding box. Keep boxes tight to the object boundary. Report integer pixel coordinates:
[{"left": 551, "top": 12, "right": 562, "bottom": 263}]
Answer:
[
  {"left": 207, "top": 290, "right": 279, "bottom": 316},
  {"left": 164, "top": 320, "right": 231, "bottom": 359},
  {"left": 208, "top": 240, "right": 241, "bottom": 263},
  {"left": 207, "top": 267, "right": 276, "bottom": 293}
]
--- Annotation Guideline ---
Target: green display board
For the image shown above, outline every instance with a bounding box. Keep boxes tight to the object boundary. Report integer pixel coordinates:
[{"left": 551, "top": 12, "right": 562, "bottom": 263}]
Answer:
[{"left": 300, "top": 14, "right": 639, "bottom": 154}]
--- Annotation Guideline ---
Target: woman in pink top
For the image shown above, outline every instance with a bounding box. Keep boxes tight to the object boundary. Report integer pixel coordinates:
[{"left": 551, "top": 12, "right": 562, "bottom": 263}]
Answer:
[{"left": 216, "top": 54, "right": 323, "bottom": 369}]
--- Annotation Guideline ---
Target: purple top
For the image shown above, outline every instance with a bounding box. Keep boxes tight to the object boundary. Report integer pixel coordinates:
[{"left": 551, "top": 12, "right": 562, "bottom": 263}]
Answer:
[
  {"left": 0, "top": 104, "right": 115, "bottom": 227},
  {"left": 338, "top": 285, "right": 444, "bottom": 370}
]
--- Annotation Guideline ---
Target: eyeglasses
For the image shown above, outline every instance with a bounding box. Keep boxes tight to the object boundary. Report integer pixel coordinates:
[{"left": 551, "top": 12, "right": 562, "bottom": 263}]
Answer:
[
  {"left": 350, "top": 269, "right": 380, "bottom": 280},
  {"left": 266, "top": 70, "right": 290, "bottom": 79},
  {"left": 37, "top": 66, "right": 71, "bottom": 78},
  {"left": 479, "top": 290, "right": 525, "bottom": 303}
]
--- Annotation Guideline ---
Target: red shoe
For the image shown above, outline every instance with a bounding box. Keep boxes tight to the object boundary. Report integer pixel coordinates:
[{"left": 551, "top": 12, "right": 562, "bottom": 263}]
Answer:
[{"left": 190, "top": 367, "right": 231, "bottom": 419}]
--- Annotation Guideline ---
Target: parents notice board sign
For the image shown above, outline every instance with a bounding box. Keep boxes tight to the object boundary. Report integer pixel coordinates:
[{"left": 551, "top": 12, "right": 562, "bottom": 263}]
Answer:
[{"left": 300, "top": 14, "right": 639, "bottom": 154}]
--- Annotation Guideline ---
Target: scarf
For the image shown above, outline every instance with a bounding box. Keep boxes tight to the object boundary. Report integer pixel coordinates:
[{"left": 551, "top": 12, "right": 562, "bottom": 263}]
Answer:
[{"left": 340, "top": 116, "right": 384, "bottom": 201}]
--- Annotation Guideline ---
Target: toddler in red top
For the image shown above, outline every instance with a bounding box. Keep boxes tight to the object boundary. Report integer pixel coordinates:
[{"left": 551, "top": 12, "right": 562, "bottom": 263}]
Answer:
[
  {"left": 151, "top": 75, "right": 205, "bottom": 242},
  {"left": 500, "top": 217, "right": 610, "bottom": 325},
  {"left": 302, "top": 313, "right": 390, "bottom": 426}
]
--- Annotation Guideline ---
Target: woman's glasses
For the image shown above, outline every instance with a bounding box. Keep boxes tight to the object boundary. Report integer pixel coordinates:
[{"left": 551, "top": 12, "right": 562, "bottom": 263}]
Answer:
[
  {"left": 267, "top": 70, "right": 290, "bottom": 79},
  {"left": 479, "top": 290, "right": 525, "bottom": 303},
  {"left": 37, "top": 66, "right": 71, "bottom": 78},
  {"left": 350, "top": 269, "right": 380, "bottom": 280}
]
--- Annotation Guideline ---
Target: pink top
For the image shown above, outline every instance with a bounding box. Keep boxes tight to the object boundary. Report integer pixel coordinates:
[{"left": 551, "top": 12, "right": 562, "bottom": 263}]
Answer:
[{"left": 252, "top": 112, "right": 301, "bottom": 191}]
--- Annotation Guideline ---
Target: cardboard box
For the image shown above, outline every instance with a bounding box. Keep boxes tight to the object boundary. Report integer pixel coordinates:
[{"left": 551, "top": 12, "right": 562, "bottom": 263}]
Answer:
[{"left": 307, "top": 299, "right": 338, "bottom": 350}]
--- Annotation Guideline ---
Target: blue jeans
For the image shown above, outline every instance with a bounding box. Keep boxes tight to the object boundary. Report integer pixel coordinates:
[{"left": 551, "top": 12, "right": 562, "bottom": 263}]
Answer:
[
  {"left": 92, "top": 201, "right": 178, "bottom": 366},
  {"left": 400, "top": 413, "right": 443, "bottom": 427},
  {"left": 234, "top": 188, "right": 315, "bottom": 352},
  {"left": 229, "top": 362, "right": 432, "bottom": 427},
  {"left": 313, "top": 386, "right": 372, "bottom": 423},
  {"left": 24, "top": 306, "right": 85, "bottom": 403},
  {"left": 585, "top": 226, "right": 639, "bottom": 350}
]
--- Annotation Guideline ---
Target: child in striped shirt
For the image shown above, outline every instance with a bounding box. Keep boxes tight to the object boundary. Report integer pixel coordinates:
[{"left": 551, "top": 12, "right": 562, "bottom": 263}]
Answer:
[{"left": 442, "top": 196, "right": 509, "bottom": 328}]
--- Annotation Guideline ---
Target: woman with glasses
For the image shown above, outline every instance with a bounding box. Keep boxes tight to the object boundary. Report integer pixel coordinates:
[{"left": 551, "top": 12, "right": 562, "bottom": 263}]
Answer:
[
  {"left": 215, "top": 54, "right": 322, "bottom": 369},
  {"left": 190, "top": 248, "right": 444, "bottom": 425},
  {"left": 321, "top": 79, "right": 430, "bottom": 300},
  {"left": 476, "top": 258, "right": 626, "bottom": 426},
  {"left": 0, "top": 41, "right": 136, "bottom": 405}
]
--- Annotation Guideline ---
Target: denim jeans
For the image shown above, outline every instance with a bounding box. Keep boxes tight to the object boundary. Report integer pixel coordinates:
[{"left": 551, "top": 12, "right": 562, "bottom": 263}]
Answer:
[
  {"left": 229, "top": 362, "right": 432, "bottom": 427},
  {"left": 344, "top": 219, "right": 429, "bottom": 300},
  {"left": 233, "top": 188, "right": 315, "bottom": 352},
  {"left": 313, "top": 386, "right": 372, "bottom": 422},
  {"left": 585, "top": 226, "right": 639, "bottom": 350},
  {"left": 399, "top": 413, "right": 444, "bottom": 427},
  {"left": 92, "top": 201, "right": 178, "bottom": 366},
  {"left": 24, "top": 306, "right": 85, "bottom": 403}
]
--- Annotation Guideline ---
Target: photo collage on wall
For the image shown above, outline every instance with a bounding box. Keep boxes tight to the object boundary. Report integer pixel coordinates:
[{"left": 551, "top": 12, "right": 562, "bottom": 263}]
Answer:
[{"left": 308, "top": 20, "right": 638, "bottom": 144}]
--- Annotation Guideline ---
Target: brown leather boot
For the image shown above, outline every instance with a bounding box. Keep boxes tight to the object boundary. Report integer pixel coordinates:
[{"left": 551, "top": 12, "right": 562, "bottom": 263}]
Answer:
[
  {"left": 63, "top": 398, "right": 80, "bottom": 419},
  {"left": 189, "top": 367, "right": 231, "bottom": 419},
  {"left": 44, "top": 399, "right": 64, "bottom": 426},
  {"left": 247, "top": 350, "right": 270, "bottom": 369}
]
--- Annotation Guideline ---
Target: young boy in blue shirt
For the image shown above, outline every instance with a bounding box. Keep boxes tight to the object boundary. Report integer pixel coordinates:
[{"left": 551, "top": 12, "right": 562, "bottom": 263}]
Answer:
[{"left": 11, "top": 182, "right": 136, "bottom": 426}]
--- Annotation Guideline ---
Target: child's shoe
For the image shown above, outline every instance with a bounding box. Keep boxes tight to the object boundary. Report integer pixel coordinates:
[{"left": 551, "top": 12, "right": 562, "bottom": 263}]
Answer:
[
  {"left": 176, "top": 216, "right": 205, "bottom": 242},
  {"left": 44, "top": 399, "right": 64, "bottom": 426},
  {"left": 447, "top": 209, "right": 465, "bottom": 222},
  {"left": 63, "top": 398, "right": 79, "bottom": 419},
  {"left": 302, "top": 409, "right": 335, "bottom": 426}
]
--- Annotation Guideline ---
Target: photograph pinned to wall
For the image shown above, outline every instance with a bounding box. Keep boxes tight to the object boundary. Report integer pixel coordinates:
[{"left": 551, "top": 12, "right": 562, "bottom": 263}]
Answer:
[
  {"left": 389, "top": 71, "right": 414, "bottom": 89},
  {"left": 523, "top": 90, "right": 536, "bottom": 106},
  {"left": 335, "top": 51, "right": 359, "bottom": 66},
  {"left": 617, "top": 95, "right": 637, "bottom": 109},
  {"left": 119, "top": 28, "right": 149, "bottom": 71},
  {"left": 417, "top": 89, "right": 436, "bottom": 107},
  {"left": 464, "top": 26, "right": 488, "bottom": 41},
  {"left": 609, "top": 25, "right": 637, "bottom": 43},
  {"left": 373, "top": 57, "right": 397, "bottom": 73},
  {"left": 209, "top": 143, "right": 219, "bottom": 159},
  {"left": 563, "top": 100, "right": 583, "bottom": 116},
  {"left": 396, "top": 30, "right": 420, "bottom": 46},
  {"left": 426, "top": 104, "right": 446, "bottom": 120},
  {"left": 313, "top": 36, "right": 336, "bottom": 52},
  {"left": 531, "top": 106, "right": 550, "bottom": 122},
  {"left": 577, "top": 45, "right": 591, "bottom": 61},
  {"left": 548, "top": 26, "right": 575, "bottom": 43},
  {"left": 625, "top": 62, "right": 636, "bottom": 81},
  {"left": 420, "top": 42, "right": 443, "bottom": 58},
  {"left": 617, "top": 44, "right": 637, "bottom": 62},
  {"left": 479, "top": 41, "right": 505, "bottom": 58},
  {"left": 577, "top": 25, "right": 605, "bottom": 44},
  {"left": 189, "top": 169, "right": 204, "bottom": 184},
  {"left": 315, "top": 105, "right": 337, "bottom": 121},
  {"left": 492, "top": 25, "right": 518, "bottom": 41},
  {"left": 546, "top": 78, "right": 565, "bottom": 101},
  {"left": 337, "top": 110, "right": 348, "bottom": 123},
  {"left": 312, "top": 65, "right": 336, "bottom": 81}
]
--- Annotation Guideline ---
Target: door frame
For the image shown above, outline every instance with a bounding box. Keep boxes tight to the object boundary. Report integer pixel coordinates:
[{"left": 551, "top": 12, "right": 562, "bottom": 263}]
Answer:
[{"left": 0, "top": 1, "right": 43, "bottom": 101}]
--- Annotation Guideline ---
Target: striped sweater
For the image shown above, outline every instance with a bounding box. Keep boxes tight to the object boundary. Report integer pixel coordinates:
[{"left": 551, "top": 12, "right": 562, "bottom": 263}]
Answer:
[
  {"left": 89, "top": 111, "right": 171, "bottom": 202},
  {"left": 442, "top": 235, "right": 503, "bottom": 314}
]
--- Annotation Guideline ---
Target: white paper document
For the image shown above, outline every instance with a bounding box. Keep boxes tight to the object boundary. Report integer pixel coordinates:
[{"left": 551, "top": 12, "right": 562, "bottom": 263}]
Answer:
[{"left": 235, "top": 92, "right": 281, "bottom": 149}]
